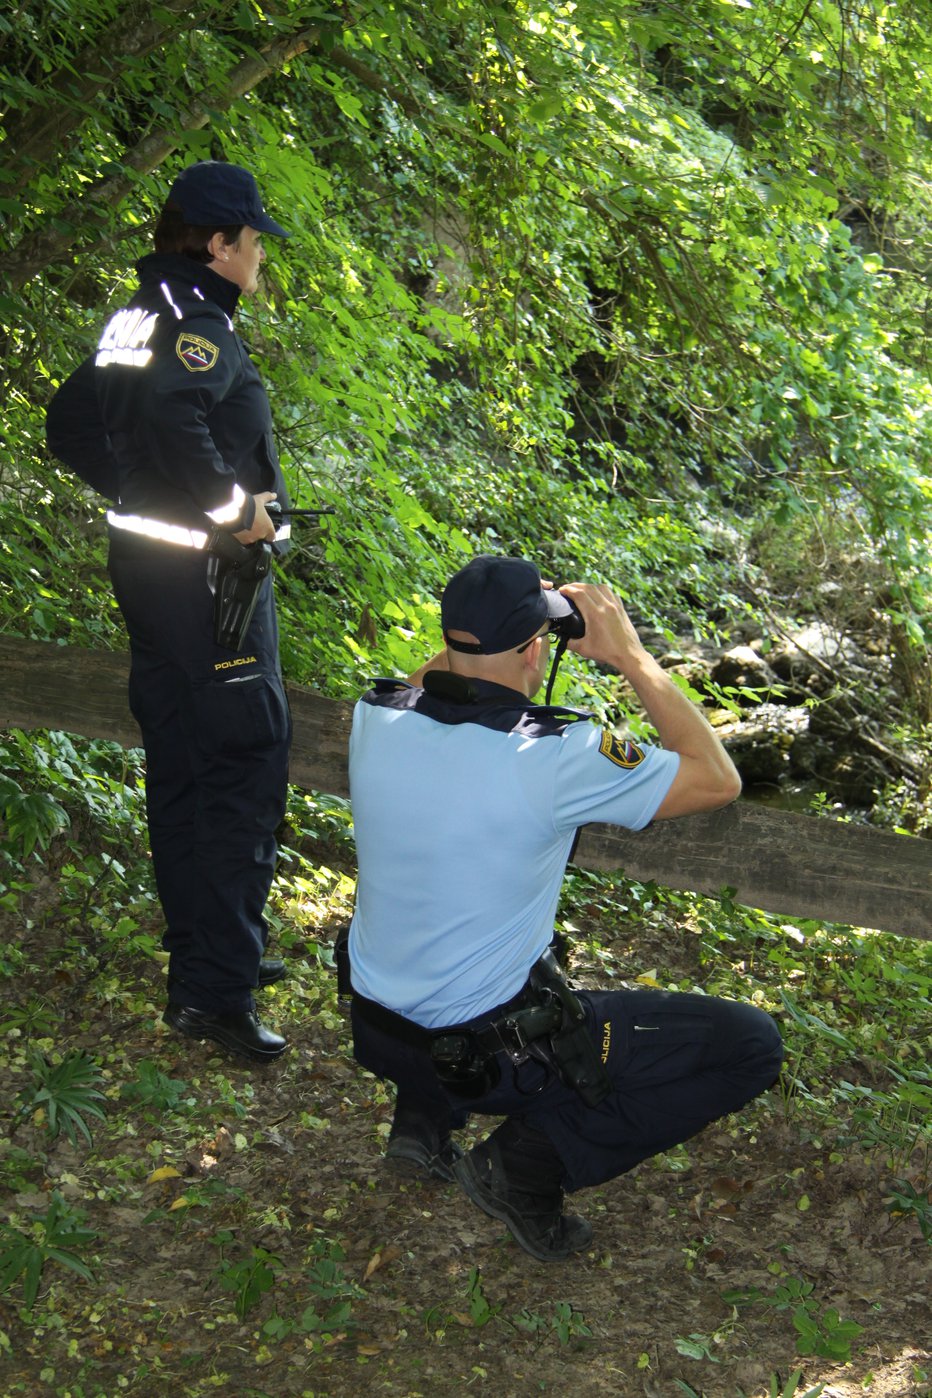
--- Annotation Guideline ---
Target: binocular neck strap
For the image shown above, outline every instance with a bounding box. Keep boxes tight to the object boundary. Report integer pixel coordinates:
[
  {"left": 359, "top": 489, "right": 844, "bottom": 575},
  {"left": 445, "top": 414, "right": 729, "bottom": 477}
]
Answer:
[{"left": 544, "top": 636, "right": 570, "bottom": 706}]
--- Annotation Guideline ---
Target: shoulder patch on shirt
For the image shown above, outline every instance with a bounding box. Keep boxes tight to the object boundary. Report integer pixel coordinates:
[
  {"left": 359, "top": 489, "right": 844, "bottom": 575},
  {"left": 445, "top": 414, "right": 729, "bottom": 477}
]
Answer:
[
  {"left": 176, "top": 333, "right": 220, "bottom": 372},
  {"left": 599, "top": 730, "right": 645, "bottom": 769}
]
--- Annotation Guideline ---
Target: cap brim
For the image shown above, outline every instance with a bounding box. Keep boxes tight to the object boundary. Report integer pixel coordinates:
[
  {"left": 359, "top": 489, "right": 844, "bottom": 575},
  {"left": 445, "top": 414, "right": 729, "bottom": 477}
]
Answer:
[{"left": 252, "top": 212, "right": 291, "bottom": 238}]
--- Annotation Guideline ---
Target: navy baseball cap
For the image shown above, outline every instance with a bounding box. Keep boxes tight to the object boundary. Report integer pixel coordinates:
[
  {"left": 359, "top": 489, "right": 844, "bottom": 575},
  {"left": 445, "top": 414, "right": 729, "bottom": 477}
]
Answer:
[
  {"left": 165, "top": 162, "right": 290, "bottom": 237},
  {"left": 441, "top": 555, "right": 575, "bottom": 654}
]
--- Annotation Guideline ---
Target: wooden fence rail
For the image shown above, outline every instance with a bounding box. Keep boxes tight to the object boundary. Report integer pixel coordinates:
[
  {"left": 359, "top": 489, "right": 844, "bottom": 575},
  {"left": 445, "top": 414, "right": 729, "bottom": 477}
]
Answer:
[{"left": 1, "top": 635, "right": 928, "bottom": 940}]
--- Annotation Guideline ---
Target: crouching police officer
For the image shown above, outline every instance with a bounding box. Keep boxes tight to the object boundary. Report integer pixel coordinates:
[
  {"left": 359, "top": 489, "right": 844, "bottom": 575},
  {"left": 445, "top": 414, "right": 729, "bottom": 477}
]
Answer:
[
  {"left": 346, "top": 556, "right": 784, "bottom": 1260},
  {"left": 47, "top": 162, "right": 295, "bottom": 1062}
]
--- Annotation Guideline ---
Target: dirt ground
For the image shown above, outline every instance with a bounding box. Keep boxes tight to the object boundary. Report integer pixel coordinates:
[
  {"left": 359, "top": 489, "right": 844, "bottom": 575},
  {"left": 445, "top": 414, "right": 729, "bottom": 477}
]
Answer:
[{"left": 0, "top": 854, "right": 929, "bottom": 1398}]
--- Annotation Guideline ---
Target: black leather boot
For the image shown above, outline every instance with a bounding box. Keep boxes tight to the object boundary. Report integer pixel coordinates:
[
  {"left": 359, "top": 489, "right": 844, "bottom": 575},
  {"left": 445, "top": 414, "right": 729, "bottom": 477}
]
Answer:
[
  {"left": 453, "top": 1118, "right": 592, "bottom": 1261},
  {"left": 385, "top": 1097, "right": 462, "bottom": 1182},
  {"left": 256, "top": 957, "right": 287, "bottom": 988},
  {"left": 164, "top": 1004, "right": 287, "bottom": 1061}
]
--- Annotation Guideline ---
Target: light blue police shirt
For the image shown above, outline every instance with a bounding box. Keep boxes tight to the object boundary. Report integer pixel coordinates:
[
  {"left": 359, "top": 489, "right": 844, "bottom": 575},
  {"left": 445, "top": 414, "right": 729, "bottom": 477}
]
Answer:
[{"left": 348, "top": 679, "right": 680, "bottom": 1028}]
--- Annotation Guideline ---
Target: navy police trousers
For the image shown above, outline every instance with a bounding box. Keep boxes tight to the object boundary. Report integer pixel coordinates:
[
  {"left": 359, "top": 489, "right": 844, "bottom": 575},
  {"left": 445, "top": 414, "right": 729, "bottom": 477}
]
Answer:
[
  {"left": 353, "top": 987, "right": 783, "bottom": 1191},
  {"left": 109, "top": 538, "right": 291, "bottom": 1012}
]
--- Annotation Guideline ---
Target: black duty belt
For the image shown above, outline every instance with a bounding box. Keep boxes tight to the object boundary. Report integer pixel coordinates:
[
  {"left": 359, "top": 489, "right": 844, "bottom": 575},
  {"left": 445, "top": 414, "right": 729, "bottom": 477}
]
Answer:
[
  {"left": 351, "top": 984, "right": 560, "bottom": 1064},
  {"left": 352, "top": 948, "right": 612, "bottom": 1108}
]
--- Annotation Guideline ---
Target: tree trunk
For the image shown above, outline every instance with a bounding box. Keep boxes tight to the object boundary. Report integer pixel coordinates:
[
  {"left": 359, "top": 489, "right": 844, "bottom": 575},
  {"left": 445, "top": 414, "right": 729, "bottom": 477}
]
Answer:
[{"left": 2, "top": 635, "right": 928, "bottom": 939}]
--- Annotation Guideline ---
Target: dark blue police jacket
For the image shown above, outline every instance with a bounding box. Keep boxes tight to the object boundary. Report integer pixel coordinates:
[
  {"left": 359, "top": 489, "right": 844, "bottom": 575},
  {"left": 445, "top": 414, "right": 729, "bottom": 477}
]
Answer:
[{"left": 46, "top": 253, "right": 289, "bottom": 540}]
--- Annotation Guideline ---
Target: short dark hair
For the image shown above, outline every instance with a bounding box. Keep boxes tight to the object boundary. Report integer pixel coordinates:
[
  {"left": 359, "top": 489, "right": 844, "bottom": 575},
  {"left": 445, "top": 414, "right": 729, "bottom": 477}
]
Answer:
[{"left": 153, "top": 204, "right": 243, "bottom": 263}]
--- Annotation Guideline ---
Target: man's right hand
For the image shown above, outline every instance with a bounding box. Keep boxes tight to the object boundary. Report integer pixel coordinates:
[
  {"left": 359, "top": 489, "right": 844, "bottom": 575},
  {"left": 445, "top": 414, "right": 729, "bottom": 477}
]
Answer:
[{"left": 558, "top": 582, "right": 647, "bottom": 678}]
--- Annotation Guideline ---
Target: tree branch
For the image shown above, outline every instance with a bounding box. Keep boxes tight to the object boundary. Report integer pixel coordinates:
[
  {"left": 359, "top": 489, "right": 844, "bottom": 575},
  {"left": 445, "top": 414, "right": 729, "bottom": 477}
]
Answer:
[
  {"left": 0, "top": 22, "right": 324, "bottom": 292},
  {"left": 0, "top": 0, "right": 206, "bottom": 193}
]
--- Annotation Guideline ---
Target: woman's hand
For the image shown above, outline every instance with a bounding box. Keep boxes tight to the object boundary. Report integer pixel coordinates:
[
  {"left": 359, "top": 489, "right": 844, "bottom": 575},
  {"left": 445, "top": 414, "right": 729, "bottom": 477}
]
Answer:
[{"left": 234, "top": 491, "right": 277, "bottom": 543}]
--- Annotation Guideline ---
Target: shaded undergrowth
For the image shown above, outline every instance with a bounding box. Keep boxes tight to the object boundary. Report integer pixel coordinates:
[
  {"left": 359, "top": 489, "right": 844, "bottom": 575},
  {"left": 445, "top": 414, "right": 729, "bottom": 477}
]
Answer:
[{"left": 0, "top": 740, "right": 929, "bottom": 1398}]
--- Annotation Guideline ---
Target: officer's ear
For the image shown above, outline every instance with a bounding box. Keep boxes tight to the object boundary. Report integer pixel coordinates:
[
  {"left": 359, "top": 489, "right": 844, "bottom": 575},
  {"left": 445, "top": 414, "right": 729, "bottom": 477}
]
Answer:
[
  {"left": 207, "top": 232, "right": 231, "bottom": 264},
  {"left": 518, "top": 632, "right": 548, "bottom": 687}
]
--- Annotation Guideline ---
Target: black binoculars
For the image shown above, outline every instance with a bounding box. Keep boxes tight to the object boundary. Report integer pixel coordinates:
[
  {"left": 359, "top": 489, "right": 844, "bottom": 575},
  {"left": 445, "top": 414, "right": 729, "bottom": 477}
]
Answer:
[
  {"left": 551, "top": 596, "right": 586, "bottom": 642},
  {"left": 540, "top": 591, "right": 586, "bottom": 704}
]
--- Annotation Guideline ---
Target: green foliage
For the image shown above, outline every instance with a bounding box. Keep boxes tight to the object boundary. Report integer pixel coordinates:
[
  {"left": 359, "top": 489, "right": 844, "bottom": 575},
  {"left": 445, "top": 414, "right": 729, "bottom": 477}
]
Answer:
[
  {"left": 675, "top": 1331, "right": 721, "bottom": 1363},
  {"left": 295, "top": 1237, "right": 366, "bottom": 1338},
  {"left": 464, "top": 1266, "right": 501, "bottom": 1327},
  {"left": 511, "top": 1298, "right": 593, "bottom": 1346},
  {"left": 213, "top": 1236, "right": 282, "bottom": 1322},
  {"left": 768, "top": 1375, "right": 825, "bottom": 1398},
  {"left": 259, "top": 1237, "right": 365, "bottom": 1343},
  {"left": 0, "top": 731, "right": 159, "bottom": 980},
  {"left": 0, "top": 1191, "right": 97, "bottom": 1309},
  {"left": 283, "top": 790, "right": 354, "bottom": 849},
  {"left": 549, "top": 1299, "right": 594, "bottom": 1346},
  {"left": 210, "top": 1231, "right": 365, "bottom": 1335},
  {"left": 16, "top": 1049, "right": 107, "bottom": 1146},
  {"left": 0, "top": 775, "right": 69, "bottom": 859},
  {"left": 724, "top": 1277, "right": 863, "bottom": 1362},
  {"left": 0, "top": 1146, "right": 40, "bottom": 1197},
  {"left": 0, "top": 997, "right": 57, "bottom": 1038},
  {"left": 0, "top": 0, "right": 927, "bottom": 712},
  {"left": 775, "top": 967, "right": 932, "bottom": 1170},
  {"left": 792, "top": 1304, "right": 864, "bottom": 1362},
  {"left": 0, "top": 731, "right": 144, "bottom": 868},
  {"left": 422, "top": 1269, "right": 593, "bottom": 1346},
  {"left": 120, "top": 1061, "right": 193, "bottom": 1118},
  {"left": 884, "top": 1179, "right": 932, "bottom": 1244}
]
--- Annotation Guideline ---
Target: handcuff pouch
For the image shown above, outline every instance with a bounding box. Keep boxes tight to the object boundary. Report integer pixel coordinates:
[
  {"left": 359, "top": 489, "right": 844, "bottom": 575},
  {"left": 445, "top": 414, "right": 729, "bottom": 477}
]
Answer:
[{"left": 429, "top": 1032, "right": 501, "bottom": 1098}]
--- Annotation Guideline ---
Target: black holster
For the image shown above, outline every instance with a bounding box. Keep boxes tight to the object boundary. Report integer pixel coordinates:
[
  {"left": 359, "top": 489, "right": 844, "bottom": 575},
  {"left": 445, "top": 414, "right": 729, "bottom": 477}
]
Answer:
[
  {"left": 348, "top": 943, "right": 612, "bottom": 1109},
  {"left": 207, "top": 529, "right": 272, "bottom": 651},
  {"left": 527, "top": 949, "right": 612, "bottom": 1108},
  {"left": 430, "top": 1032, "right": 502, "bottom": 1098},
  {"left": 429, "top": 948, "right": 612, "bottom": 1107}
]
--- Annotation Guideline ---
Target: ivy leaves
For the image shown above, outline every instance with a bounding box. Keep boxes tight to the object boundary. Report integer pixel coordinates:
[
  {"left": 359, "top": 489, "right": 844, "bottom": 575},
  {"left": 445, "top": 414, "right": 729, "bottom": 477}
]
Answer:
[{"left": 0, "top": 0, "right": 928, "bottom": 698}]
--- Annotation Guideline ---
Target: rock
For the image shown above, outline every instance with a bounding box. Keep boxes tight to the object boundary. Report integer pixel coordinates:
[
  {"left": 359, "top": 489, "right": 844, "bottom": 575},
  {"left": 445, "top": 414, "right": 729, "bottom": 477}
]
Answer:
[
  {"left": 720, "top": 704, "right": 809, "bottom": 784},
  {"left": 826, "top": 754, "right": 882, "bottom": 805},
  {"left": 648, "top": 615, "right": 911, "bottom": 813},
  {"left": 769, "top": 621, "right": 870, "bottom": 699},
  {"left": 710, "top": 645, "right": 781, "bottom": 693},
  {"left": 787, "top": 730, "right": 835, "bottom": 779}
]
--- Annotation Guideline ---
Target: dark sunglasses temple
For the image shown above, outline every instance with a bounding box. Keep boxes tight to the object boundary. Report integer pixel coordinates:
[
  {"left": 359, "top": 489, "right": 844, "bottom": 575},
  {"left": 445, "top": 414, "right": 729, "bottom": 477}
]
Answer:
[{"left": 516, "top": 628, "right": 555, "bottom": 654}]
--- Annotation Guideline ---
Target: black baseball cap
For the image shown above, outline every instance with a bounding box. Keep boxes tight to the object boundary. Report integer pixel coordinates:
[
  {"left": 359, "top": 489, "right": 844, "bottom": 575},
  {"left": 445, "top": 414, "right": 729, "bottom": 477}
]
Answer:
[
  {"left": 441, "top": 555, "right": 575, "bottom": 654},
  {"left": 165, "top": 162, "right": 290, "bottom": 237}
]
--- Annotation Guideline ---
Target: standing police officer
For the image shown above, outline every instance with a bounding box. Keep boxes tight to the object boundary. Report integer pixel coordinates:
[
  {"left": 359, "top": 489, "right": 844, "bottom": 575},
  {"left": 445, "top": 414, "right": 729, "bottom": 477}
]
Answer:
[
  {"left": 347, "top": 556, "right": 783, "bottom": 1260},
  {"left": 47, "top": 162, "right": 294, "bottom": 1061}
]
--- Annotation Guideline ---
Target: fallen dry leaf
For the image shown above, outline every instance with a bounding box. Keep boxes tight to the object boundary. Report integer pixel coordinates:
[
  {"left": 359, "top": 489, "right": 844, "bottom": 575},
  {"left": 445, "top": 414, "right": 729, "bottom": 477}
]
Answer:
[
  {"left": 146, "top": 1165, "right": 182, "bottom": 1184},
  {"left": 363, "top": 1244, "right": 403, "bottom": 1280}
]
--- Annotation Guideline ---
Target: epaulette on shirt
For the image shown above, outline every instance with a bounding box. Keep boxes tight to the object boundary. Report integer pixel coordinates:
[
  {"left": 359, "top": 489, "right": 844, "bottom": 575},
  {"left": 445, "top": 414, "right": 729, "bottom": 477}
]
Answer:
[{"left": 370, "top": 678, "right": 412, "bottom": 695}]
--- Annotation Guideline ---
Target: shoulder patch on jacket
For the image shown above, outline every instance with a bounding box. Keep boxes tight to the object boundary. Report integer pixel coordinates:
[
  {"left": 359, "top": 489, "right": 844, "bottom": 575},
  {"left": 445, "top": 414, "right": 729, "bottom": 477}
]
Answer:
[
  {"left": 598, "top": 730, "right": 645, "bottom": 769},
  {"left": 176, "top": 333, "right": 220, "bottom": 372}
]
